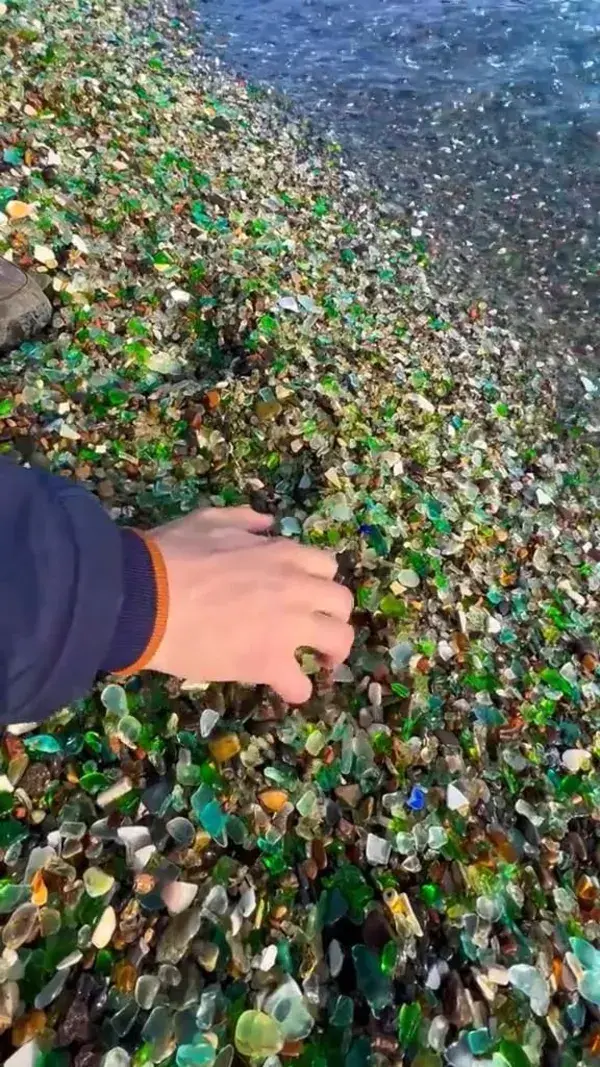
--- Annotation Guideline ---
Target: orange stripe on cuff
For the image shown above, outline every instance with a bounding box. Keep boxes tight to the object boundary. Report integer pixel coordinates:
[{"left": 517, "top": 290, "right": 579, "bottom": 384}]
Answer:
[{"left": 113, "top": 531, "right": 169, "bottom": 677}]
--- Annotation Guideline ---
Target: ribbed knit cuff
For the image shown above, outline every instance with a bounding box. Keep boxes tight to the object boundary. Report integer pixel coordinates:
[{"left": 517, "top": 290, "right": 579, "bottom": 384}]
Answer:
[{"left": 101, "top": 528, "right": 166, "bottom": 675}]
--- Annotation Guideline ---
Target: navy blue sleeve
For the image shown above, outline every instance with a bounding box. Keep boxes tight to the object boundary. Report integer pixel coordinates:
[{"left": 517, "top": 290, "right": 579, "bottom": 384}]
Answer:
[{"left": 0, "top": 458, "right": 156, "bottom": 725}]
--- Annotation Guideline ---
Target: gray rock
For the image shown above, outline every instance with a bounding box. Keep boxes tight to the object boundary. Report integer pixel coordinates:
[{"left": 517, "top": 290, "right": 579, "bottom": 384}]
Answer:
[
  {"left": 0, "top": 260, "right": 51, "bottom": 353},
  {"left": 156, "top": 907, "right": 202, "bottom": 964}
]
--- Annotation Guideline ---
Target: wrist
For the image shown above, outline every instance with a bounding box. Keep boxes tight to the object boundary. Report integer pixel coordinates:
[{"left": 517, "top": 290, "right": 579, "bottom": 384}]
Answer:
[{"left": 101, "top": 528, "right": 169, "bottom": 676}]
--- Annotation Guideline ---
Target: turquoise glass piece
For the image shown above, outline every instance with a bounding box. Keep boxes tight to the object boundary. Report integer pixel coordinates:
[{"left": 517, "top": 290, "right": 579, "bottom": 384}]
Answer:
[
  {"left": 190, "top": 785, "right": 215, "bottom": 820},
  {"left": 352, "top": 945, "right": 393, "bottom": 1016},
  {"left": 276, "top": 940, "right": 293, "bottom": 974},
  {"left": 199, "top": 800, "right": 228, "bottom": 842},
  {"left": 330, "top": 994, "right": 354, "bottom": 1028},
  {"left": 176, "top": 1039, "right": 216, "bottom": 1067},
  {"left": 579, "top": 969, "right": 600, "bottom": 1006},
  {"left": 345, "top": 1036, "right": 372, "bottom": 1067},
  {"left": 466, "top": 1029, "right": 493, "bottom": 1055},
  {"left": 569, "top": 937, "right": 600, "bottom": 972},
  {"left": 24, "top": 735, "right": 62, "bottom": 755}
]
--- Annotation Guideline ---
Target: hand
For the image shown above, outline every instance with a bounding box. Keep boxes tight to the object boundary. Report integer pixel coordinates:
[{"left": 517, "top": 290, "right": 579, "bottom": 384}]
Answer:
[{"left": 145, "top": 507, "right": 354, "bottom": 703}]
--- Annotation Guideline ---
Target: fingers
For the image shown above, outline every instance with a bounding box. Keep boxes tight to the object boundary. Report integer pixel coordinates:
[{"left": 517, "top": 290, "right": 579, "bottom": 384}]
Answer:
[
  {"left": 194, "top": 507, "right": 274, "bottom": 534},
  {"left": 268, "top": 613, "right": 354, "bottom": 704},
  {"left": 271, "top": 539, "right": 338, "bottom": 580},
  {"left": 297, "top": 614, "right": 355, "bottom": 666},
  {"left": 291, "top": 575, "right": 354, "bottom": 621},
  {"left": 271, "top": 661, "right": 313, "bottom": 705}
]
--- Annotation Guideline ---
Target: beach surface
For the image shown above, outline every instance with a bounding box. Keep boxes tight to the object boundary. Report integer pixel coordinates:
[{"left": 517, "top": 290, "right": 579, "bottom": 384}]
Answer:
[{"left": 1, "top": 0, "right": 600, "bottom": 1062}]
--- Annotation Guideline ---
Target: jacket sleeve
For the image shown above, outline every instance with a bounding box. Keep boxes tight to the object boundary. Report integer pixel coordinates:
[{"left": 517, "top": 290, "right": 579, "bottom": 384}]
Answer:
[{"left": 0, "top": 458, "right": 157, "bottom": 725}]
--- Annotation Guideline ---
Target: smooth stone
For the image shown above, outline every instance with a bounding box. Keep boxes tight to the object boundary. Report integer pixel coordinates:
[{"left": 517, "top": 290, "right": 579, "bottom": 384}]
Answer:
[
  {"left": 39, "top": 908, "right": 62, "bottom": 936},
  {"left": 117, "top": 826, "right": 152, "bottom": 852},
  {"left": 0, "top": 260, "right": 51, "bottom": 354},
  {"left": 234, "top": 1011, "right": 284, "bottom": 1058},
  {"left": 200, "top": 709, "right": 221, "bottom": 738},
  {"left": 352, "top": 945, "right": 393, "bottom": 1016},
  {"left": 208, "top": 734, "right": 241, "bottom": 763},
  {"left": 132, "top": 844, "right": 157, "bottom": 871},
  {"left": 0, "top": 980, "right": 19, "bottom": 1032},
  {"left": 196, "top": 988, "right": 220, "bottom": 1029},
  {"left": 100, "top": 684, "right": 128, "bottom": 715},
  {"left": 176, "top": 1038, "right": 216, "bottom": 1067},
  {"left": 202, "top": 885, "right": 228, "bottom": 917},
  {"left": 264, "top": 978, "right": 315, "bottom": 1040},
  {"left": 579, "top": 969, "right": 600, "bottom": 1006},
  {"left": 570, "top": 937, "right": 600, "bottom": 971},
  {"left": 142, "top": 1005, "right": 174, "bottom": 1043},
  {"left": 562, "top": 749, "right": 591, "bottom": 773},
  {"left": 397, "top": 569, "right": 420, "bottom": 588},
  {"left": 507, "top": 965, "right": 550, "bottom": 1015},
  {"left": 0, "top": 885, "right": 31, "bottom": 914},
  {"left": 239, "top": 886, "right": 257, "bottom": 917},
  {"left": 2, "top": 904, "right": 38, "bottom": 949},
  {"left": 328, "top": 940, "right": 344, "bottom": 978},
  {"left": 83, "top": 867, "right": 115, "bottom": 898},
  {"left": 6, "top": 722, "right": 40, "bottom": 736},
  {"left": 91, "top": 906, "right": 116, "bottom": 949},
  {"left": 34, "top": 969, "right": 68, "bottom": 1009},
  {"left": 156, "top": 908, "right": 202, "bottom": 964},
  {"left": 5, "top": 1041, "right": 40, "bottom": 1067},
  {"left": 258, "top": 944, "right": 278, "bottom": 972},
  {"left": 365, "top": 833, "right": 391, "bottom": 865},
  {"left": 57, "top": 949, "right": 83, "bottom": 970},
  {"left": 166, "top": 817, "right": 196, "bottom": 847},
  {"left": 101, "top": 1051, "right": 130, "bottom": 1067},
  {"left": 116, "top": 715, "right": 142, "bottom": 746},
  {"left": 447, "top": 784, "right": 469, "bottom": 811},
  {"left": 97, "top": 778, "right": 133, "bottom": 809},
  {"left": 135, "top": 975, "right": 161, "bottom": 1010},
  {"left": 161, "top": 881, "right": 199, "bottom": 916},
  {"left": 196, "top": 940, "right": 219, "bottom": 971}
]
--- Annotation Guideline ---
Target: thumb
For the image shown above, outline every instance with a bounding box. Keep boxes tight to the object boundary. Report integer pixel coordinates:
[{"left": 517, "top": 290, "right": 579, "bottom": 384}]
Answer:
[{"left": 271, "top": 662, "right": 313, "bottom": 705}]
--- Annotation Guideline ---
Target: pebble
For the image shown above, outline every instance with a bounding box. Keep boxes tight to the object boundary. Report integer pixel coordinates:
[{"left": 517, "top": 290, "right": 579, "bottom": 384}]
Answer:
[
  {"left": 161, "top": 881, "right": 199, "bottom": 915},
  {"left": 561, "top": 749, "right": 591, "bottom": 773},
  {"left": 91, "top": 906, "right": 116, "bottom": 949}
]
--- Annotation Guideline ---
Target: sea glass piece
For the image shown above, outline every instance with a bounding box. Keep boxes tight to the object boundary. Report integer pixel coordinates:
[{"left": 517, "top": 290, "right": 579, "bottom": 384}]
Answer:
[
  {"left": 135, "top": 975, "right": 160, "bottom": 1010},
  {"left": 330, "top": 994, "right": 354, "bottom": 1028},
  {"left": 579, "top": 969, "right": 600, "bottom": 1006},
  {"left": 23, "top": 735, "right": 62, "bottom": 755},
  {"left": 234, "top": 1011, "right": 284, "bottom": 1058},
  {"left": 466, "top": 1029, "right": 493, "bottom": 1055},
  {"left": 83, "top": 867, "right": 115, "bottom": 898},
  {"left": 2, "top": 903, "right": 38, "bottom": 948},
  {"left": 264, "top": 978, "right": 315, "bottom": 1040},
  {"left": 352, "top": 945, "right": 393, "bottom": 1015},
  {"left": 176, "top": 1041, "right": 216, "bottom": 1067},
  {"left": 398, "top": 1002, "right": 422, "bottom": 1047},
  {"left": 570, "top": 937, "right": 600, "bottom": 972},
  {"left": 508, "top": 965, "right": 550, "bottom": 1016},
  {"left": 166, "top": 817, "right": 195, "bottom": 846},
  {"left": 101, "top": 684, "right": 129, "bottom": 715}
]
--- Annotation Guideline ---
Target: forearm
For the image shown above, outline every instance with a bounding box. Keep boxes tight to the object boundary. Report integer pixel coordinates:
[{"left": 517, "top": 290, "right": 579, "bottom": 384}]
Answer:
[{"left": 0, "top": 458, "right": 159, "bottom": 724}]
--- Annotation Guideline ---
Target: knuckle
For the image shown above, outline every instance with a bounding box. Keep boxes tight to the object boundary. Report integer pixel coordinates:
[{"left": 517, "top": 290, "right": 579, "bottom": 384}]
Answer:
[
  {"left": 337, "top": 585, "right": 354, "bottom": 615},
  {"left": 336, "top": 622, "right": 354, "bottom": 654}
]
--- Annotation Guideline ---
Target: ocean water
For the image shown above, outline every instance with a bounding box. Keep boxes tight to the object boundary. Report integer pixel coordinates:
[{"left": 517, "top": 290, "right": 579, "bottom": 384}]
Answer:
[{"left": 197, "top": 0, "right": 599, "bottom": 366}]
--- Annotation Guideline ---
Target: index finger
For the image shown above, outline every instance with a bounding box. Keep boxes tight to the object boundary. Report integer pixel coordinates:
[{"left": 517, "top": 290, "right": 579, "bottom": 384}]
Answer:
[{"left": 270, "top": 538, "right": 338, "bottom": 580}]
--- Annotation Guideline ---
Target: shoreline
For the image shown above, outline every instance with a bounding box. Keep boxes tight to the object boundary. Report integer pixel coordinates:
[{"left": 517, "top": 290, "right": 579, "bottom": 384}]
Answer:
[
  {"left": 1, "top": 0, "right": 600, "bottom": 1063},
  {"left": 194, "top": 0, "right": 600, "bottom": 395}
]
